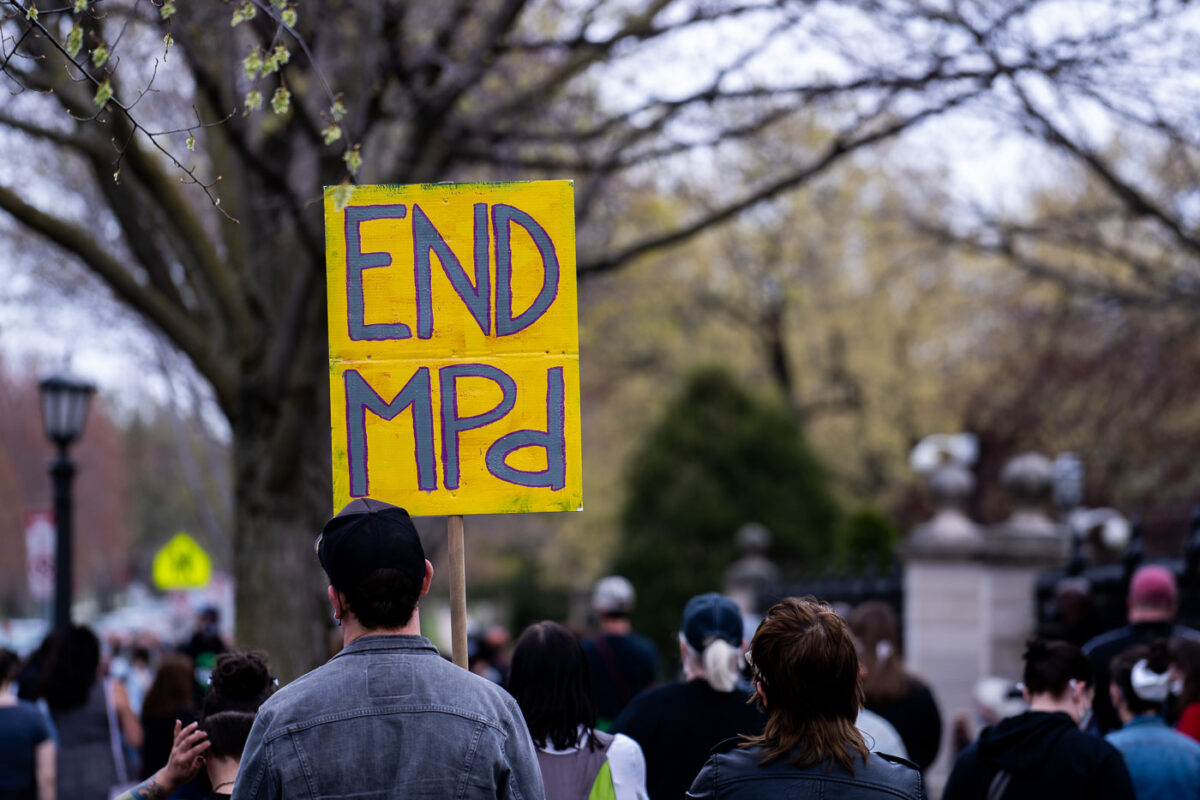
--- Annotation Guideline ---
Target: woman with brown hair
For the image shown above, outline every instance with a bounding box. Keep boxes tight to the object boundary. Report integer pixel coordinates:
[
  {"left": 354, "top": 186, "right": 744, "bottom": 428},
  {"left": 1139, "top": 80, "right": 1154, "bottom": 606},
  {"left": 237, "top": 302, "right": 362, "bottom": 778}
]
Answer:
[
  {"left": 686, "top": 597, "right": 923, "bottom": 800},
  {"left": 849, "top": 601, "right": 942, "bottom": 771},
  {"left": 140, "top": 653, "right": 199, "bottom": 780}
]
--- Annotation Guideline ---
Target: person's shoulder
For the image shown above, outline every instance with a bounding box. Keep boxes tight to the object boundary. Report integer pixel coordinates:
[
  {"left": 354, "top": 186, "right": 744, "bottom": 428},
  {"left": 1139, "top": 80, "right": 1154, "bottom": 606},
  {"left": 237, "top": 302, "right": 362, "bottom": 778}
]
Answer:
[
  {"left": 1119, "top": 721, "right": 1200, "bottom": 755},
  {"left": 258, "top": 647, "right": 519, "bottom": 721},
  {"left": 700, "top": 737, "right": 760, "bottom": 769},
  {"left": 867, "top": 750, "right": 923, "bottom": 784},
  {"left": 3, "top": 699, "right": 47, "bottom": 726},
  {"left": 629, "top": 633, "right": 656, "bottom": 655},
  {"left": 1064, "top": 722, "right": 1125, "bottom": 761},
  {"left": 908, "top": 677, "right": 937, "bottom": 700},
  {"left": 700, "top": 744, "right": 923, "bottom": 799},
  {"left": 1083, "top": 625, "right": 1134, "bottom": 655},
  {"left": 609, "top": 731, "right": 646, "bottom": 762},
  {"left": 623, "top": 679, "right": 676, "bottom": 708},
  {"left": 408, "top": 653, "right": 528, "bottom": 727}
]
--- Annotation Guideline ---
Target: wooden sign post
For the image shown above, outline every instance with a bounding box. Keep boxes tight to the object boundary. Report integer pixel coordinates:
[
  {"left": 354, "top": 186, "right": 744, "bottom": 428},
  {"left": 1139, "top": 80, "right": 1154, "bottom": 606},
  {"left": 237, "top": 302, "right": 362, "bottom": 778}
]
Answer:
[{"left": 324, "top": 181, "right": 582, "bottom": 668}]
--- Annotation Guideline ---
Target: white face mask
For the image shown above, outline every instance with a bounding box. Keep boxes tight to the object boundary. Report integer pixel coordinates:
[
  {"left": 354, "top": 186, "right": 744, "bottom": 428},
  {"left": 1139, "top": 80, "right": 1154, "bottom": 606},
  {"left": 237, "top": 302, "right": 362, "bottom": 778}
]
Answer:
[{"left": 1069, "top": 679, "right": 1093, "bottom": 729}]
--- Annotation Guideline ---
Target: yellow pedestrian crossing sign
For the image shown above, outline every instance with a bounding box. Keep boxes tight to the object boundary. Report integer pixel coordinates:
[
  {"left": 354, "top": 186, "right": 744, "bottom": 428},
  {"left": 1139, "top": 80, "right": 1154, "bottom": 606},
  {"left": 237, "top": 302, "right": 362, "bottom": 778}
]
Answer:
[{"left": 152, "top": 532, "right": 212, "bottom": 590}]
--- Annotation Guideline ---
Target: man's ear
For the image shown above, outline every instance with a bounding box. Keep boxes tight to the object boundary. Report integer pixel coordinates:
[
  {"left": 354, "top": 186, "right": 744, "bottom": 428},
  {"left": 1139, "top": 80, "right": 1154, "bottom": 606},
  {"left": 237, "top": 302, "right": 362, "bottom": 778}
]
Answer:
[
  {"left": 420, "top": 560, "right": 434, "bottom": 597},
  {"left": 328, "top": 585, "right": 343, "bottom": 620},
  {"left": 1109, "top": 683, "right": 1123, "bottom": 710}
]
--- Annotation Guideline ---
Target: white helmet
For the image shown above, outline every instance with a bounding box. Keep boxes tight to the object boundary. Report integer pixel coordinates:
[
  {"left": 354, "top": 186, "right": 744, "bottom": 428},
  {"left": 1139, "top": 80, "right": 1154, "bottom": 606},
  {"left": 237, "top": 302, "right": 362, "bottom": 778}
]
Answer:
[{"left": 592, "top": 575, "right": 635, "bottom": 615}]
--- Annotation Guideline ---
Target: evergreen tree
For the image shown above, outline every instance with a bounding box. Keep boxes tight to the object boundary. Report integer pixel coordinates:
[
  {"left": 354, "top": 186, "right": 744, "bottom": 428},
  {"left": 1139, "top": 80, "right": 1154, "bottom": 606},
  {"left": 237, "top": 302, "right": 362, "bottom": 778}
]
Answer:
[{"left": 613, "top": 367, "right": 839, "bottom": 662}]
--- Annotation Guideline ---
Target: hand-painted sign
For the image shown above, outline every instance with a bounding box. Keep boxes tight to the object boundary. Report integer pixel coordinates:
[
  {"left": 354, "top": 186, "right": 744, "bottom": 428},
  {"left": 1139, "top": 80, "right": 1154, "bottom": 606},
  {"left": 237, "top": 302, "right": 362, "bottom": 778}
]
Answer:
[
  {"left": 152, "top": 532, "right": 212, "bottom": 590},
  {"left": 325, "top": 181, "right": 582, "bottom": 516}
]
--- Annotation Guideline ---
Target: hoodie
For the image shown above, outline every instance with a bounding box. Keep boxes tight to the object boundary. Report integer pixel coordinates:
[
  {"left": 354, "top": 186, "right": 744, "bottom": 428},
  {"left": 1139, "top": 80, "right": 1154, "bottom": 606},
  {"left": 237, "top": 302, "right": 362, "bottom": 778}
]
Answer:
[{"left": 943, "top": 711, "right": 1135, "bottom": 800}]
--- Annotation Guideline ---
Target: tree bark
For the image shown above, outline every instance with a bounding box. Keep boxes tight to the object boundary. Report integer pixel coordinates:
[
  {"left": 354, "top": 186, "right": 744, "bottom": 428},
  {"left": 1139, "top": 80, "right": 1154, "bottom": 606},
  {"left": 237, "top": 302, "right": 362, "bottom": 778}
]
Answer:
[{"left": 231, "top": 361, "right": 333, "bottom": 681}]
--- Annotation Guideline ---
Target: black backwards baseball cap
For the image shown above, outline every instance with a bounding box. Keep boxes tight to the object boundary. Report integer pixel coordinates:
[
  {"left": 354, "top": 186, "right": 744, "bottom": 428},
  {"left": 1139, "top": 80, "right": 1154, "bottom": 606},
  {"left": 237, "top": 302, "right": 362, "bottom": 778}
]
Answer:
[
  {"left": 315, "top": 498, "right": 425, "bottom": 590},
  {"left": 681, "top": 592, "right": 744, "bottom": 651}
]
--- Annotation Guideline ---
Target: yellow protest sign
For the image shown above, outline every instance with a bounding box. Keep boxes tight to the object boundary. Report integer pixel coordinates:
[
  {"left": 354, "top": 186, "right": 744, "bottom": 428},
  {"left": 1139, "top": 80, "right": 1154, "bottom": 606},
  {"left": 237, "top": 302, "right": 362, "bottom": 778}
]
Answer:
[
  {"left": 325, "top": 181, "right": 582, "bottom": 516},
  {"left": 152, "top": 532, "right": 212, "bottom": 590}
]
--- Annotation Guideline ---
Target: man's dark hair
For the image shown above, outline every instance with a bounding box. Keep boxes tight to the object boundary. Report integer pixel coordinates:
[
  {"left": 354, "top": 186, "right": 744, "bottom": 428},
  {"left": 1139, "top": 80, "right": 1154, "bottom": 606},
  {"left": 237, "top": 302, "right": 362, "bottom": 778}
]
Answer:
[
  {"left": 743, "top": 597, "right": 868, "bottom": 773},
  {"left": 1023, "top": 639, "right": 1092, "bottom": 696},
  {"left": 339, "top": 568, "right": 422, "bottom": 630},
  {"left": 202, "top": 651, "right": 275, "bottom": 760},
  {"left": 0, "top": 648, "right": 18, "bottom": 684},
  {"left": 39, "top": 625, "right": 101, "bottom": 711},
  {"left": 508, "top": 621, "right": 600, "bottom": 751}
]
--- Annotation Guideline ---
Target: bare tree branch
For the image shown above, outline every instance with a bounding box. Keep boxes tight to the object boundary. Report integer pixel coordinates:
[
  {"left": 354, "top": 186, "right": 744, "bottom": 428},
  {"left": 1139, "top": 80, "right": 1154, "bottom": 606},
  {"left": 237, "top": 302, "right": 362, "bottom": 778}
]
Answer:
[{"left": 0, "top": 182, "right": 237, "bottom": 410}]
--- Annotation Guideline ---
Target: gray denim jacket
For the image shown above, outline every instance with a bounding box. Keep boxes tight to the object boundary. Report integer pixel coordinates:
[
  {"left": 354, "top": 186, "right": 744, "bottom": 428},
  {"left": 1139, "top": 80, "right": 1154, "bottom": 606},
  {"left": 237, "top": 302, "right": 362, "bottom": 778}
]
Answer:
[{"left": 231, "top": 635, "right": 546, "bottom": 800}]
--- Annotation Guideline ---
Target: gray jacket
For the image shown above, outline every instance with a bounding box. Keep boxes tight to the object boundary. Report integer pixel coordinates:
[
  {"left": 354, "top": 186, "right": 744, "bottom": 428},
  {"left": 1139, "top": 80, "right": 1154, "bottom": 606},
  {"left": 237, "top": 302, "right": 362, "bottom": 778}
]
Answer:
[{"left": 231, "top": 634, "right": 546, "bottom": 800}]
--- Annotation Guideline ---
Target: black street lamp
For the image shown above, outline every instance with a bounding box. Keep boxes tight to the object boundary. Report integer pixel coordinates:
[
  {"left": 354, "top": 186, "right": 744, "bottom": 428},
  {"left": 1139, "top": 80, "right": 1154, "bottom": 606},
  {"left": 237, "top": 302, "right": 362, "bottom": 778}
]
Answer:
[{"left": 38, "top": 372, "right": 96, "bottom": 633}]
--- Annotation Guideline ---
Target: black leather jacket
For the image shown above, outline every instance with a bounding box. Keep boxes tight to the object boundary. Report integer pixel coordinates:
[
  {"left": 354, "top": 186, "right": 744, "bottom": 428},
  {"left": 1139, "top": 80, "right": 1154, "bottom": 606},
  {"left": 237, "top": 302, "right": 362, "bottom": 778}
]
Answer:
[{"left": 687, "top": 739, "right": 925, "bottom": 800}]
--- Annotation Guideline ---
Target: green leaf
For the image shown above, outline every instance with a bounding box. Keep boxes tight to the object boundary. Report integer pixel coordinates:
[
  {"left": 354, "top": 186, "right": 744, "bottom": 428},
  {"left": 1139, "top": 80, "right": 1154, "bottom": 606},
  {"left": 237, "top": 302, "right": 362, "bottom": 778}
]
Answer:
[
  {"left": 66, "top": 24, "right": 83, "bottom": 58},
  {"left": 242, "top": 49, "right": 263, "bottom": 80},
  {"left": 270, "top": 0, "right": 286, "bottom": 8},
  {"left": 186, "top": 134, "right": 195, "bottom": 151},
  {"left": 113, "top": 167, "right": 120, "bottom": 183},
  {"left": 160, "top": 0, "right": 175, "bottom": 19},
  {"left": 270, "top": 85, "right": 290, "bottom": 115},
  {"left": 281, "top": 6, "right": 297, "bottom": 27},
  {"left": 321, "top": 124, "right": 342, "bottom": 145},
  {"left": 330, "top": 183, "right": 354, "bottom": 211},
  {"left": 231, "top": 1, "right": 255, "bottom": 26},
  {"left": 25, "top": 3, "right": 37, "bottom": 21},
  {"left": 93, "top": 79, "right": 113, "bottom": 107},
  {"left": 92, "top": 43, "right": 109, "bottom": 68},
  {"left": 343, "top": 146, "right": 362, "bottom": 175},
  {"left": 263, "top": 43, "right": 290, "bottom": 74},
  {"left": 163, "top": 32, "right": 174, "bottom": 46},
  {"left": 244, "top": 89, "right": 262, "bottom": 112},
  {"left": 330, "top": 99, "right": 347, "bottom": 122},
  {"left": 73, "top": 0, "right": 86, "bottom": 12}
]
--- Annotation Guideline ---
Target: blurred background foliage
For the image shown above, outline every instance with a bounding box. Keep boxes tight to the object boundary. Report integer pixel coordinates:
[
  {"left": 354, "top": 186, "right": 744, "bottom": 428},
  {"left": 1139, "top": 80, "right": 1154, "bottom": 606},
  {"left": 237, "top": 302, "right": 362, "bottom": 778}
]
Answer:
[{"left": 614, "top": 366, "right": 840, "bottom": 655}]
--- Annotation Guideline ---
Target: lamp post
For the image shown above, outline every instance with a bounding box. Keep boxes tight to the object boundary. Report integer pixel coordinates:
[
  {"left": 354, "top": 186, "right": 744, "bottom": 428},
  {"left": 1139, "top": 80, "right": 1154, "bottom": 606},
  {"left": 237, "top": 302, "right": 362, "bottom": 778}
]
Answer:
[{"left": 38, "top": 372, "right": 96, "bottom": 633}]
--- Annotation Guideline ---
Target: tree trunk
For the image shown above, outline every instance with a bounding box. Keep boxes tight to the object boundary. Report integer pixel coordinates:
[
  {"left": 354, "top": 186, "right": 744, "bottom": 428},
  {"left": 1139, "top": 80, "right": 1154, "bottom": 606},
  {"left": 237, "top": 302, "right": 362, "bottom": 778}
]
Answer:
[{"left": 231, "top": 333, "right": 334, "bottom": 682}]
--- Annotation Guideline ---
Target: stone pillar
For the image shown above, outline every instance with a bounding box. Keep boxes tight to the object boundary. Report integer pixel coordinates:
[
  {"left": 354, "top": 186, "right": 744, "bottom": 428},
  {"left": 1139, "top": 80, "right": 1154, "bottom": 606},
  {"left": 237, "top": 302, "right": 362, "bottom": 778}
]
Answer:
[
  {"left": 901, "top": 453, "right": 1067, "bottom": 798},
  {"left": 979, "top": 453, "right": 1069, "bottom": 680},
  {"left": 723, "top": 523, "right": 780, "bottom": 626}
]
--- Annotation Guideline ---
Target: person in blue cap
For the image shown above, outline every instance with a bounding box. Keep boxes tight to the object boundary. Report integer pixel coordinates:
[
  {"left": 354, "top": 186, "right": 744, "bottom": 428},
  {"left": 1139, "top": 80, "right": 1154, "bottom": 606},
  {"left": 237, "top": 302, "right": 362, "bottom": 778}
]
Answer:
[{"left": 611, "top": 593, "right": 764, "bottom": 800}]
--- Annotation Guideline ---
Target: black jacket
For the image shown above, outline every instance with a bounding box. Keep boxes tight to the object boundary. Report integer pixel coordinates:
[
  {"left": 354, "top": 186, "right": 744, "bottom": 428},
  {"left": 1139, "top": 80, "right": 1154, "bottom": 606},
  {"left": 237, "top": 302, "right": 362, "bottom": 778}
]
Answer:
[
  {"left": 686, "top": 738, "right": 924, "bottom": 800},
  {"left": 612, "top": 679, "right": 765, "bottom": 800},
  {"left": 944, "top": 711, "right": 1135, "bottom": 800},
  {"left": 867, "top": 680, "right": 942, "bottom": 771}
]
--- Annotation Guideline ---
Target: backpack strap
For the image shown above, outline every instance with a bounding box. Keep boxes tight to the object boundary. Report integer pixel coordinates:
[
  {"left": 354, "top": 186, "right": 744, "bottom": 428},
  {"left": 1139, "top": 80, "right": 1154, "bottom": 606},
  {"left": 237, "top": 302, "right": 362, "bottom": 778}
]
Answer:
[
  {"left": 103, "top": 678, "right": 129, "bottom": 784},
  {"left": 987, "top": 769, "right": 1011, "bottom": 800}
]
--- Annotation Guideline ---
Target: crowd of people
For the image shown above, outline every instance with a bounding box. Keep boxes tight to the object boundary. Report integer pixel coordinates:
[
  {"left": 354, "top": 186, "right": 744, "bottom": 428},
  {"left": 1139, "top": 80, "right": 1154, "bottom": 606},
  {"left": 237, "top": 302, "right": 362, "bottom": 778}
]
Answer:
[{"left": 7, "top": 499, "right": 1200, "bottom": 799}]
